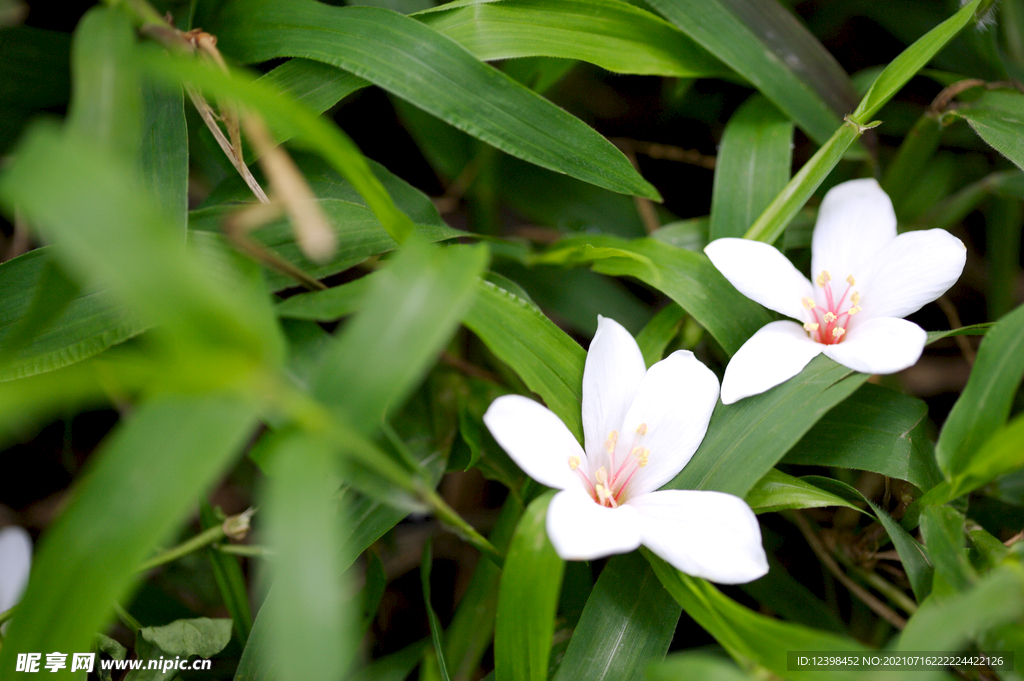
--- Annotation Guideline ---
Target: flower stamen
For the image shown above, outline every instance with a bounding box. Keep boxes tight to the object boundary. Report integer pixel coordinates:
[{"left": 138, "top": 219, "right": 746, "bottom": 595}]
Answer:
[{"left": 801, "top": 270, "right": 861, "bottom": 345}]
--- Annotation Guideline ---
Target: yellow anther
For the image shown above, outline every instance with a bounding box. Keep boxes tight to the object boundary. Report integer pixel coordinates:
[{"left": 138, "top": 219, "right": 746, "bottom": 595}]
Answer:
[
  {"left": 604, "top": 430, "right": 618, "bottom": 454},
  {"left": 635, "top": 423, "right": 648, "bottom": 435},
  {"left": 594, "top": 467, "right": 608, "bottom": 485},
  {"left": 803, "top": 322, "right": 819, "bottom": 332},
  {"left": 637, "top": 448, "right": 650, "bottom": 467},
  {"left": 823, "top": 312, "right": 837, "bottom": 323},
  {"left": 568, "top": 456, "right": 580, "bottom": 470},
  {"left": 832, "top": 327, "right": 846, "bottom": 339},
  {"left": 816, "top": 270, "right": 832, "bottom": 287},
  {"left": 595, "top": 483, "right": 615, "bottom": 507},
  {"left": 801, "top": 297, "right": 816, "bottom": 310},
  {"left": 848, "top": 306, "right": 861, "bottom": 316},
  {"left": 851, "top": 292, "right": 860, "bottom": 305},
  {"left": 846, "top": 275, "right": 856, "bottom": 286}
]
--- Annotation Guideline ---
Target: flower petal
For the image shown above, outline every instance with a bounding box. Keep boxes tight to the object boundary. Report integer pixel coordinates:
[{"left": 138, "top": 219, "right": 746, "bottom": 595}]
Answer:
[
  {"left": 619, "top": 350, "right": 720, "bottom": 496},
  {"left": 857, "top": 229, "right": 967, "bottom": 321},
  {"left": 0, "top": 526, "right": 32, "bottom": 613},
  {"left": 812, "top": 178, "right": 897, "bottom": 282},
  {"left": 483, "top": 395, "right": 584, "bottom": 491},
  {"left": 704, "top": 238, "right": 814, "bottom": 320},
  {"left": 629, "top": 490, "right": 768, "bottom": 584},
  {"left": 546, "top": 489, "right": 641, "bottom": 560},
  {"left": 823, "top": 317, "right": 927, "bottom": 375},
  {"left": 582, "top": 316, "right": 647, "bottom": 465},
  {"left": 720, "top": 321, "right": 823, "bottom": 404}
]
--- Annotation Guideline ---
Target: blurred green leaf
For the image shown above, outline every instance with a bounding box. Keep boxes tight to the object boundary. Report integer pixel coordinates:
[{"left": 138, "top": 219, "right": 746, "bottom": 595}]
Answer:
[
  {"left": 984, "top": 197, "right": 1022, "bottom": 321},
  {"left": 495, "top": 492, "right": 564, "bottom": 681},
  {"left": 920, "top": 505, "right": 975, "bottom": 594},
  {"left": 744, "top": 469, "right": 862, "bottom": 514},
  {"left": 66, "top": 6, "right": 142, "bottom": 161},
  {"left": 782, "top": 383, "right": 944, "bottom": 491},
  {"left": 710, "top": 95, "right": 793, "bottom": 241},
  {"left": 635, "top": 304, "right": 686, "bottom": 368},
  {"left": 934, "top": 302, "right": 1024, "bottom": 484},
  {"left": 0, "top": 395, "right": 259, "bottom": 671},
  {"left": 881, "top": 113, "right": 943, "bottom": 212},
  {"left": 262, "top": 430, "right": 359, "bottom": 681},
  {"left": 139, "top": 80, "right": 188, "bottom": 233},
  {"left": 537, "top": 235, "right": 772, "bottom": 355},
  {"left": 643, "top": 0, "right": 854, "bottom": 144},
  {"left": 924, "top": 411, "right": 1024, "bottom": 506},
  {"left": 552, "top": 553, "right": 680, "bottom": 681},
  {"left": 139, "top": 618, "right": 233, "bottom": 658},
  {"left": 345, "top": 640, "right": 429, "bottom": 681},
  {"left": 209, "top": 0, "right": 660, "bottom": 199},
  {"left": 416, "top": 0, "right": 730, "bottom": 77},
  {"left": 668, "top": 355, "right": 867, "bottom": 497}
]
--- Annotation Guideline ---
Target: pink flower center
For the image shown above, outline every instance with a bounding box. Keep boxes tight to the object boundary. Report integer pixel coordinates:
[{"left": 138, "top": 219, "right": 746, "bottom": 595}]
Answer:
[
  {"left": 567, "top": 424, "right": 650, "bottom": 508},
  {"left": 800, "top": 270, "right": 862, "bottom": 345}
]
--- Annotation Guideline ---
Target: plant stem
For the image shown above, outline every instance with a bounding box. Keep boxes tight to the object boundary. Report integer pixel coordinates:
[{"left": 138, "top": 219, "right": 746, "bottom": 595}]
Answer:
[{"left": 137, "top": 524, "right": 225, "bottom": 573}]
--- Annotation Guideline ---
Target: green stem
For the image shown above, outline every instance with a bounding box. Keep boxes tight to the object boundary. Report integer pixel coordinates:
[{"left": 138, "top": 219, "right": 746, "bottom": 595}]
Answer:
[
  {"left": 137, "top": 524, "right": 225, "bottom": 572},
  {"left": 114, "top": 603, "right": 143, "bottom": 632},
  {"left": 743, "top": 120, "right": 864, "bottom": 245},
  {"left": 0, "top": 605, "right": 15, "bottom": 628},
  {"left": 216, "top": 544, "right": 274, "bottom": 557}
]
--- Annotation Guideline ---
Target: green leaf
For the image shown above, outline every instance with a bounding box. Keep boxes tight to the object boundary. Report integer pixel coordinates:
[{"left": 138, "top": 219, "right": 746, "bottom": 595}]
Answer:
[
  {"left": 667, "top": 355, "right": 868, "bottom": 497},
  {"left": 742, "top": 120, "right": 862, "bottom": 245},
  {"left": 896, "top": 563, "right": 1024, "bottom": 651},
  {"left": 0, "top": 395, "right": 258, "bottom": 671},
  {"left": 415, "top": 0, "right": 730, "bottom": 77},
  {"left": 646, "top": 552, "right": 866, "bottom": 680},
  {"left": 262, "top": 430, "right": 359, "bottom": 681},
  {"left": 312, "top": 237, "right": 489, "bottom": 431},
  {"left": 782, "top": 383, "right": 944, "bottom": 491},
  {"left": 138, "top": 618, "right": 233, "bottom": 659},
  {"left": 954, "top": 91, "right": 1024, "bottom": 171},
  {"left": 935, "top": 303, "right": 1024, "bottom": 482},
  {"left": 258, "top": 58, "right": 368, "bottom": 145},
  {"left": 808, "top": 477, "right": 935, "bottom": 602},
  {"left": 852, "top": 0, "right": 984, "bottom": 122},
  {"left": 66, "top": 5, "right": 142, "bottom": 161},
  {"left": 645, "top": 653, "right": 758, "bottom": 681},
  {"left": 643, "top": 0, "right": 854, "bottom": 144},
  {"left": 744, "top": 469, "right": 862, "bottom": 514},
  {"left": 537, "top": 235, "right": 772, "bottom": 356},
  {"left": 552, "top": 553, "right": 680, "bottom": 681},
  {"left": 925, "top": 323, "right": 992, "bottom": 345},
  {"left": 276, "top": 275, "right": 376, "bottom": 320},
  {"left": 192, "top": 199, "right": 464, "bottom": 292},
  {"left": 464, "top": 278, "right": 586, "bottom": 442},
  {"left": 635, "top": 304, "right": 686, "bottom": 368},
  {"left": 923, "top": 412, "right": 1024, "bottom": 506},
  {"left": 495, "top": 492, "right": 564, "bottom": 681},
  {"left": 0, "top": 123, "right": 283, "bottom": 367},
  {"left": 139, "top": 80, "right": 188, "bottom": 233},
  {"left": 141, "top": 51, "right": 418, "bottom": 244},
  {"left": 710, "top": 95, "right": 794, "bottom": 241},
  {"left": 208, "top": 0, "right": 659, "bottom": 199},
  {"left": 422, "top": 540, "right": 453, "bottom": 681},
  {"left": 920, "top": 505, "right": 975, "bottom": 594},
  {"left": 346, "top": 641, "right": 430, "bottom": 681}
]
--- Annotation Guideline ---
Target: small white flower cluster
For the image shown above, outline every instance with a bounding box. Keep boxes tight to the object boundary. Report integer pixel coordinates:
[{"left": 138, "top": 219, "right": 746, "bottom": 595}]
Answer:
[{"left": 484, "top": 179, "right": 966, "bottom": 584}]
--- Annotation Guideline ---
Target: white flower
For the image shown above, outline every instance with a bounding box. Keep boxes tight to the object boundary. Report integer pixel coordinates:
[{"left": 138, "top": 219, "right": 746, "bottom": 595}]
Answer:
[
  {"left": 483, "top": 316, "right": 768, "bottom": 584},
  {"left": 705, "top": 178, "right": 967, "bottom": 404},
  {"left": 0, "top": 526, "right": 32, "bottom": 620}
]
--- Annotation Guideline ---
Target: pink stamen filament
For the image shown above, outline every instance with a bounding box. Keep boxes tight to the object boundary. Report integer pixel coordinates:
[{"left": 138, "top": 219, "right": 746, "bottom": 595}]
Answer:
[{"left": 808, "top": 274, "right": 858, "bottom": 345}]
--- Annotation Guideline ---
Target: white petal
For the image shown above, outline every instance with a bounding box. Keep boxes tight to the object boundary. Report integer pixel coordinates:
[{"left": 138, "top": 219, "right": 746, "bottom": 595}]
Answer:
[
  {"left": 618, "top": 351, "right": 720, "bottom": 496},
  {"left": 582, "top": 316, "right": 647, "bottom": 465},
  {"left": 704, "top": 238, "right": 814, "bottom": 320},
  {"left": 0, "top": 526, "right": 32, "bottom": 612},
  {"left": 823, "top": 317, "right": 927, "bottom": 375},
  {"left": 857, "top": 229, "right": 967, "bottom": 321},
  {"left": 720, "top": 321, "right": 823, "bottom": 404},
  {"left": 483, "top": 395, "right": 584, "bottom": 491},
  {"left": 546, "top": 489, "right": 641, "bottom": 561},
  {"left": 630, "top": 490, "right": 768, "bottom": 584},
  {"left": 812, "top": 178, "right": 897, "bottom": 282}
]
